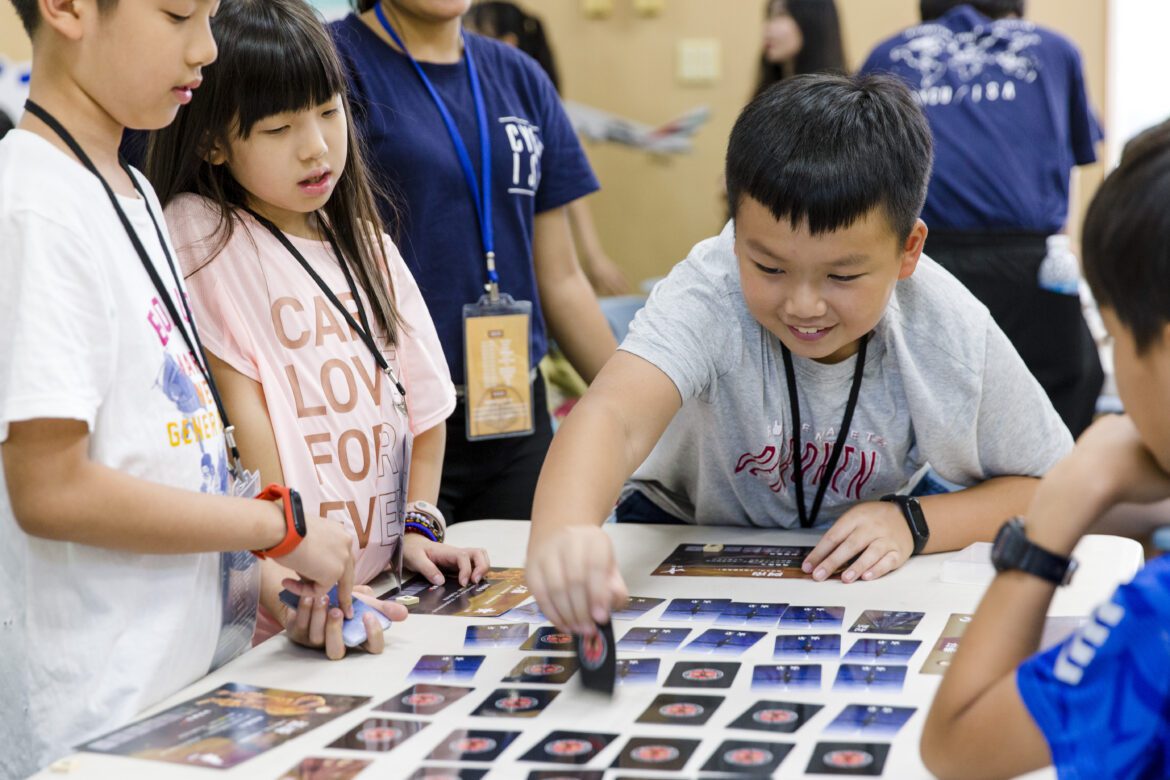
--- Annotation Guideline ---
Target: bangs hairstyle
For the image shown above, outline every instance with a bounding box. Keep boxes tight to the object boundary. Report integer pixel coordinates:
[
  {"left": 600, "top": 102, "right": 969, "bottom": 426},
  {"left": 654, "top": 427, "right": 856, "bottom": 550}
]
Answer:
[
  {"left": 148, "top": 0, "right": 402, "bottom": 345},
  {"left": 1082, "top": 120, "right": 1170, "bottom": 354},
  {"left": 727, "top": 73, "right": 933, "bottom": 241}
]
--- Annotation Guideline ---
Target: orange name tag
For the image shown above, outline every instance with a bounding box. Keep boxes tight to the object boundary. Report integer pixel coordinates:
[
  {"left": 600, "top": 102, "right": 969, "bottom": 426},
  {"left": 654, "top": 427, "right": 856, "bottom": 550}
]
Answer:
[{"left": 463, "top": 297, "right": 534, "bottom": 440}]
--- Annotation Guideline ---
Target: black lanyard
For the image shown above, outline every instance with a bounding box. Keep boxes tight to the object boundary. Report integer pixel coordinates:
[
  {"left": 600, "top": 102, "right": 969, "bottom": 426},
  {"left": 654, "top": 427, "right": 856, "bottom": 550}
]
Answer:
[
  {"left": 782, "top": 334, "right": 868, "bottom": 528},
  {"left": 23, "top": 100, "right": 243, "bottom": 476},
  {"left": 243, "top": 209, "right": 408, "bottom": 414}
]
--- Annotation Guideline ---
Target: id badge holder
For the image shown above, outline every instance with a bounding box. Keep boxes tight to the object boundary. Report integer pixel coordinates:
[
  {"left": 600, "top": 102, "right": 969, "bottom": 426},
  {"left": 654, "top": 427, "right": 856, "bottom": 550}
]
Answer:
[
  {"left": 463, "top": 292, "right": 534, "bottom": 441},
  {"left": 391, "top": 431, "right": 412, "bottom": 585},
  {"left": 211, "top": 458, "right": 262, "bottom": 670}
]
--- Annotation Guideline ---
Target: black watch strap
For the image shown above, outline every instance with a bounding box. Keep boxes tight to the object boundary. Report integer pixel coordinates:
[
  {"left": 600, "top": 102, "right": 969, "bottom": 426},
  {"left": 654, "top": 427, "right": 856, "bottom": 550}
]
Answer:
[
  {"left": 992, "top": 518, "right": 1078, "bottom": 586},
  {"left": 880, "top": 493, "right": 930, "bottom": 556}
]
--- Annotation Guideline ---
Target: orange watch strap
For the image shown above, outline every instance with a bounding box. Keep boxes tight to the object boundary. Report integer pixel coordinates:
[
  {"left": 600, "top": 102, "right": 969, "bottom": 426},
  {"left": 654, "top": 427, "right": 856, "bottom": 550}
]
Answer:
[{"left": 252, "top": 484, "right": 305, "bottom": 559}]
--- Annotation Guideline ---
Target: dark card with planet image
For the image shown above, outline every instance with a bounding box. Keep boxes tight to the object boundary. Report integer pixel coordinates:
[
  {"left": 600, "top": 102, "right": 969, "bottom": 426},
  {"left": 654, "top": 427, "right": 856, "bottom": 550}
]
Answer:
[
  {"left": 405, "top": 769, "right": 487, "bottom": 780},
  {"left": 664, "top": 660, "right": 740, "bottom": 689},
  {"left": 525, "top": 772, "right": 603, "bottom": 780},
  {"left": 518, "top": 731, "right": 618, "bottom": 765},
  {"left": 806, "top": 742, "right": 890, "bottom": 775},
  {"left": 426, "top": 729, "right": 521, "bottom": 762},
  {"left": 576, "top": 621, "right": 616, "bottom": 695},
  {"left": 327, "top": 718, "right": 428, "bottom": 753},
  {"left": 728, "top": 700, "right": 822, "bottom": 734},
  {"left": 522, "top": 626, "right": 577, "bottom": 652},
  {"left": 610, "top": 737, "right": 699, "bottom": 772},
  {"left": 700, "top": 739, "right": 794, "bottom": 775},
  {"left": 470, "top": 688, "right": 559, "bottom": 719},
  {"left": 636, "top": 692, "right": 724, "bottom": 725},
  {"left": 373, "top": 684, "right": 474, "bottom": 716},
  {"left": 503, "top": 655, "right": 580, "bottom": 685}
]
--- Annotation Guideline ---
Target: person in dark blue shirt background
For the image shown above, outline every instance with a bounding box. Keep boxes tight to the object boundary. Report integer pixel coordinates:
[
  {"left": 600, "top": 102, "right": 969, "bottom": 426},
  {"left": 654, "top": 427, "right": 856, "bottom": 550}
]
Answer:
[
  {"left": 331, "top": 0, "right": 617, "bottom": 525},
  {"left": 861, "top": 1, "right": 1104, "bottom": 437},
  {"left": 921, "top": 119, "right": 1170, "bottom": 780}
]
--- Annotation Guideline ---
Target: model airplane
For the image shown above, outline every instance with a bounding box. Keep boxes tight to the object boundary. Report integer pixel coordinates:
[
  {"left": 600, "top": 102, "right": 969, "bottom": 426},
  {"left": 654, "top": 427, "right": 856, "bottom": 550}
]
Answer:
[{"left": 563, "top": 100, "right": 711, "bottom": 154}]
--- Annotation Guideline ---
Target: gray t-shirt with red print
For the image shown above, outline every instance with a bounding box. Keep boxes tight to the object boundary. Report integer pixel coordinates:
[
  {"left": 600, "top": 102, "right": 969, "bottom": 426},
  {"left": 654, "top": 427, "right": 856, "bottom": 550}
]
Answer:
[{"left": 619, "top": 221, "right": 1072, "bottom": 529}]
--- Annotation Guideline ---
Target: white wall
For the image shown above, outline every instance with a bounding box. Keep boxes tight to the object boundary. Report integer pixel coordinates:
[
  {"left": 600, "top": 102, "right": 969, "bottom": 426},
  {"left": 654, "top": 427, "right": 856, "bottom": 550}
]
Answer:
[{"left": 1106, "top": 0, "right": 1170, "bottom": 166}]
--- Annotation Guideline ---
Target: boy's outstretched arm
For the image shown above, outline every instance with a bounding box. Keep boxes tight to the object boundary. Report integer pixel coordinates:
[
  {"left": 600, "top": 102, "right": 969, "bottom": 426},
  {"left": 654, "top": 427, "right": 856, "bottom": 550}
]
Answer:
[
  {"left": 803, "top": 475, "right": 1039, "bottom": 583},
  {"left": 527, "top": 351, "right": 682, "bottom": 635},
  {"left": 3, "top": 418, "right": 356, "bottom": 609},
  {"left": 921, "top": 415, "right": 1170, "bottom": 779}
]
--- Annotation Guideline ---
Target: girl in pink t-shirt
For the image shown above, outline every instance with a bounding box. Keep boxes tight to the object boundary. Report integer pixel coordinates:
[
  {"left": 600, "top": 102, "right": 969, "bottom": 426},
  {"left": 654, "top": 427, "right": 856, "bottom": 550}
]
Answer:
[{"left": 148, "top": 0, "right": 489, "bottom": 658}]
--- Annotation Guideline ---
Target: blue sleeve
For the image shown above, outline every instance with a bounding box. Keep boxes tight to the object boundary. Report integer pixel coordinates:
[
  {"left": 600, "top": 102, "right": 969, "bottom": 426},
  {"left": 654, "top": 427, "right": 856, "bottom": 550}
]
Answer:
[
  {"left": 1016, "top": 574, "right": 1170, "bottom": 779},
  {"left": 528, "top": 65, "right": 599, "bottom": 214},
  {"left": 1063, "top": 42, "right": 1102, "bottom": 166}
]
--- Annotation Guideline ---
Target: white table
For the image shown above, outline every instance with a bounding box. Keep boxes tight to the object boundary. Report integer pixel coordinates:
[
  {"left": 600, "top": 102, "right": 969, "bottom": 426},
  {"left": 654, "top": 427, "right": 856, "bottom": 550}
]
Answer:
[{"left": 38, "top": 522, "right": 1143, "bottom": 780}]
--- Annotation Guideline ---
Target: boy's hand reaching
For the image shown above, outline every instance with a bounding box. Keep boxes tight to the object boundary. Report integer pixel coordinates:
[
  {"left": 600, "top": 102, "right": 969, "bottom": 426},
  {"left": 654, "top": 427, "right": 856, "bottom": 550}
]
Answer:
[
  {"left": 402, "top": 534, "right": 491, "bottom": 587},
  {"left": 527, "top": 526, "right": 629, "bottom": 636},
  {"left": 801, "top": 501, "right": 914, "bottom": 583}
]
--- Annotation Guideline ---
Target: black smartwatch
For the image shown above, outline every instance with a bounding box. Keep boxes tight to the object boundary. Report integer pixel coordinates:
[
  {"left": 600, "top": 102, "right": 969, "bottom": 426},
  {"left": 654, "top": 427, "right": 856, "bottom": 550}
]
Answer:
[
  {"left": 991, "top": 518, "right": 1078, "bottom": 586},
  {"left": 879, "top": 493, "right": 930, "bottom": 556}
]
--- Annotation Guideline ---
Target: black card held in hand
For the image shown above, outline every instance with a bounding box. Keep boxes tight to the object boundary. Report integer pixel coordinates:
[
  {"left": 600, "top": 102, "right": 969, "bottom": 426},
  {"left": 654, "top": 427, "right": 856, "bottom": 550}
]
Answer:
[{"left": 576, "top": 621, "right": 616, "bottom": 695}]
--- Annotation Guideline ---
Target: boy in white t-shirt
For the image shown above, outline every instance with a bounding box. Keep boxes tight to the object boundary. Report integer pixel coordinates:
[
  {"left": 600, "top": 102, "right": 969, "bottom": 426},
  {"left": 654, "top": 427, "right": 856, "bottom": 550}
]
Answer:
[
  {"left": 0, "top": 1, "right": 357, "bottom": 775},
  {"left": 526, "top": 73, "right": 1072, "bottom": 635}
]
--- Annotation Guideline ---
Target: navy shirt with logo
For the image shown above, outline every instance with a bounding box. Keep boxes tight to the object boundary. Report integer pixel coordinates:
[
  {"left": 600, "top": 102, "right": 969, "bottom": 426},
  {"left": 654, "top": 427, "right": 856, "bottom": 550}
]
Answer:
[
  {"left": 860, "top": 5, "right": 1102, "bottom": 233},
  {"left": 331, "top": 16, "right": 599, "bottom": 384}
]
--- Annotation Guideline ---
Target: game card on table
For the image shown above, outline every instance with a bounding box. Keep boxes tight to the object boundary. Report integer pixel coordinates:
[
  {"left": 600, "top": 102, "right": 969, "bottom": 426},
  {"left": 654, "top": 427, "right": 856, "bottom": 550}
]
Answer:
[{"left": 728, "top": 700, "right": 823, "bottom": 734}]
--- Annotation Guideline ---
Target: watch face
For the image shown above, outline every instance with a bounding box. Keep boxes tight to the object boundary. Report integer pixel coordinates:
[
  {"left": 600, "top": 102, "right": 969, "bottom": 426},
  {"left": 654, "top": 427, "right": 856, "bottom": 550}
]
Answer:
[{"left": 288, "top": 489, "right": 307, "bottom": 537}]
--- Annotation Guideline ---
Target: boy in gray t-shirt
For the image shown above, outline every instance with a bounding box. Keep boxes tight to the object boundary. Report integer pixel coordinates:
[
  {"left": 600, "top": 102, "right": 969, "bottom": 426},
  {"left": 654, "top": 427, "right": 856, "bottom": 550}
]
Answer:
[{"left": 525, "top": 73, "right": 1072, "bottom": 636}]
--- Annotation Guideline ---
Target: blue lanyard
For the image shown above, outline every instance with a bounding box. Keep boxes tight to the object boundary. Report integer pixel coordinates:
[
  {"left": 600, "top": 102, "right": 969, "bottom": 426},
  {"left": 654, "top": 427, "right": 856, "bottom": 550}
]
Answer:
[{"left": 373, "top": 4, "right": 500, "bottom": 301}]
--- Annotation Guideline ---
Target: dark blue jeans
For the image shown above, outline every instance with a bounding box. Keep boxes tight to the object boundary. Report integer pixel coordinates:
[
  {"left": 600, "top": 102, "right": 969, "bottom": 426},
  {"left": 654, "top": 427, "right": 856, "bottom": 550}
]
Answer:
[{"left": 614, "top": 490, "right": 687, "bottom": 525}]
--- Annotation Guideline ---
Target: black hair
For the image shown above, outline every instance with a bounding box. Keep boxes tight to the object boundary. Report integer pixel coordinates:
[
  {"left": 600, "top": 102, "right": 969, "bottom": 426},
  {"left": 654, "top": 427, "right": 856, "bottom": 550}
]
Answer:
[
  {"left": 727, "top": 73, "right": 933, "bottom": 241},
  {"left": 920, "top": 0, "right": 1024, "bottom": 21},
  {"left": 148, "top": 0, "right": 402, "bottom": 344},
  {"left": 465, "top": 1, "right": 560, "bottom": 92},
  {"left": 1082, "top": 120, "right": 1170, "bottom": 353},
  {"left": 9, "top": 0, "right": 117, "bottom": 36},
  {"left": 754, "top": 0, "right": 846, "bottom": 99}
]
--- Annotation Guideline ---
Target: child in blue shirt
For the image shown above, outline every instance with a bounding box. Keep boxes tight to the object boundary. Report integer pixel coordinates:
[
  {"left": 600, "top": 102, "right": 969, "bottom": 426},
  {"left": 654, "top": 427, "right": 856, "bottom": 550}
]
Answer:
[{"left": 922, "top": 120, "right": 1170, "bottom": 780}]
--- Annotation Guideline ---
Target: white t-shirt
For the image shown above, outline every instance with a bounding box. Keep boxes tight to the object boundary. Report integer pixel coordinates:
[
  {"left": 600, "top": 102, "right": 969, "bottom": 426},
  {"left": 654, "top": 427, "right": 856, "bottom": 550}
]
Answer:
[
  {"left": 621, "top": 222, "right": 1073, "bottom": 527},
  {"left": 0, "top": 130, "right": 225, "bottom": 778}
]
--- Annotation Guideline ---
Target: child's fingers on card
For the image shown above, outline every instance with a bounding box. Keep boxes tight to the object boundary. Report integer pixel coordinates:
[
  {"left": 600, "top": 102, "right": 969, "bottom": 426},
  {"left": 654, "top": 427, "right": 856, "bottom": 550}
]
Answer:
[
  {"left": 861, "top": 550, "right": 902, "bottom": 581},
  {"left": 532, "top": 559, "right": 575, "bottom": 633},
  {"left": 454, "top": 549, "right": 473, "bottom": 587},
  {"left": 470, "top": 548, "right": 490, "bottom": 582},
  {"left": 324, "top": 609, "right": 346, "bottom": 661},
  {"left": 801, "top": 522, "right": 850, "bottom": 574},
  {"left": 404, "top": 544, "right": 446, "bottom": 586},
  {"left": 360, "top": 611, "right": 385, "bottom": 655},
  {"left": 309, "top": 594, "right": 329, "bottom": 646},
  {"left": 842, "top": 543, "right": 891, "bottom": 584},
  {"left": 811, "top": 529, "right": 872, "bottom": 581}
]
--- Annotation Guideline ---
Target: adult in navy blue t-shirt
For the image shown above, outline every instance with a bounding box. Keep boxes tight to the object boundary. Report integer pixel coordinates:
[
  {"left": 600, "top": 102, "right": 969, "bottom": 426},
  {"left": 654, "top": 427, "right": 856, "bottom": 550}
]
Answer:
[
  {"left": 332, "top": 1, "right": 616, "bottom": 523},
  {"left": 860, "top": 1, "right": 1103, "bottom": 437}
]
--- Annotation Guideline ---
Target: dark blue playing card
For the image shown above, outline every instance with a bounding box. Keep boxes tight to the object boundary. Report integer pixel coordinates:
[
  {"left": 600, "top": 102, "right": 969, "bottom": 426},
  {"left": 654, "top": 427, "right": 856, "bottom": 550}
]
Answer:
[
  {"left": 848, "top": 610, "right": 925, "bottom": 636},
  {"left": 521, "top": 626, "right": 577, "bottom": 652},
  {"left": 615, "top": 658, "right": 660, "bottom": 686},
  {"left": 617, "top": 626, "right": 690, "bottom": 651},
  {"left": 773, "top": 634, "right": 841, "bottom": 660},
  {"left": 464, "top": 623, "right": 530, "bottom": 648},
  {"left": 716, "top": 602, "right": 788, "bottom": 627},
  {"left": 662, "top": 598, "right": 732, "bottom": 622},
  {"left": 751, "top": 664, "right": 822, "bottom": 690},
  {"left": 832, "top": 664, "right": 908, "bottom": 692},
  {"left": 611, "top": 596, "right": 666, "bottom": 621},
  {"left": 778, "top": 605, "right": 846, "bottom": 629},
  {"left": 843, "top": 638, "right": 921, "bottom": 663},
  {"left": 682, "top": 629, "right": 766, "bottom": 656},
  {"left": 826, "top": 704, "right": 916, "bottom": 737},
  {"left": 410, "top": 655, "right": 484, "bottom": 682},
  {"left": 728, "top": 700, "right": 823, "bottom": 734}
]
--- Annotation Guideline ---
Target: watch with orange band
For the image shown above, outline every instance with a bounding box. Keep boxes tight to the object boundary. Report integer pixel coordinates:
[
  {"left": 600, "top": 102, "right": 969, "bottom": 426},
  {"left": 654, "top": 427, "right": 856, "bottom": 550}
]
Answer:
[{"left": 252, "top": 484, "right": 307, "bottom": 559}]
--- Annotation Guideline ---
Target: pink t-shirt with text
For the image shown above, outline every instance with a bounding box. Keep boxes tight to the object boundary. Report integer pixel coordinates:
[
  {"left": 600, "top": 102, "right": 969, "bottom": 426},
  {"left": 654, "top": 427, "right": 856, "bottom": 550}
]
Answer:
[{"left": 167, "top": 195, "right": 455, "bottom": 636}]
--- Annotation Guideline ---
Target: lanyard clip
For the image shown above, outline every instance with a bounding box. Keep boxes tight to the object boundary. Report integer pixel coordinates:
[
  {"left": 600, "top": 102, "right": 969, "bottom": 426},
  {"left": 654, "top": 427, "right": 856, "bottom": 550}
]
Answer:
[
  {"left": 383, "top": 366, "right": 409, "bottom": 416},
  {"left": 485, "top": 251, "right": 501, "bottom": 304}
]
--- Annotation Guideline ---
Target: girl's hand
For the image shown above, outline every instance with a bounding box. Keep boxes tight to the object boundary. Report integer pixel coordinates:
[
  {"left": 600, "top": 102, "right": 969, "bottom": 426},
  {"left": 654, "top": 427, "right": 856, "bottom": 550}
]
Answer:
[
  {"left": 277, "top": 579, "right": 408, "bottom": 661},
  {"left": 403, "top": 533, "right": 490, "bottom": 587}
]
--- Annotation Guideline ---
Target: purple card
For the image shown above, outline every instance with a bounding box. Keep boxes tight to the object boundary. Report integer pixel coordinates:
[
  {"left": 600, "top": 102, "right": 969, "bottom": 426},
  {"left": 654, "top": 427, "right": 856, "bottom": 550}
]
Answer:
[
  {"left": 751, "top": 664, "right": 822, "bottom": 690},
  {"left": 409, "top": 655, "right": 484, "bottom": 682},
  {"left": 464, "top": 623, "right": 530, "bottom": 648},
  {"left": 826, "top": 704, "right": 916, "bottom": 738},
  {"left": 662, "top": 598, "right": 732, "bottom": 622},
  {"left": 682, "top": 629, "right": 766, "bottom": 656},
  {"left": 716, "top": 601, "right": 788, "bottom": 627},
  {"left": 843, "top": 638, "right": 921, "bottom": 663},
  {"left": 778, "top": 605, "right": 846, "bottom": 629},
  {"left": 832, "top": 664, "right": 907, "bottom": 692},
  {"left": 616, "top": 658, "right": 660, "bottom": 686},
  {"left": 617, "top": 626, "right": 690, "bottom": 652},
  {"left": 773, "top": 634, "right": 841, "bottom": 660}
]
